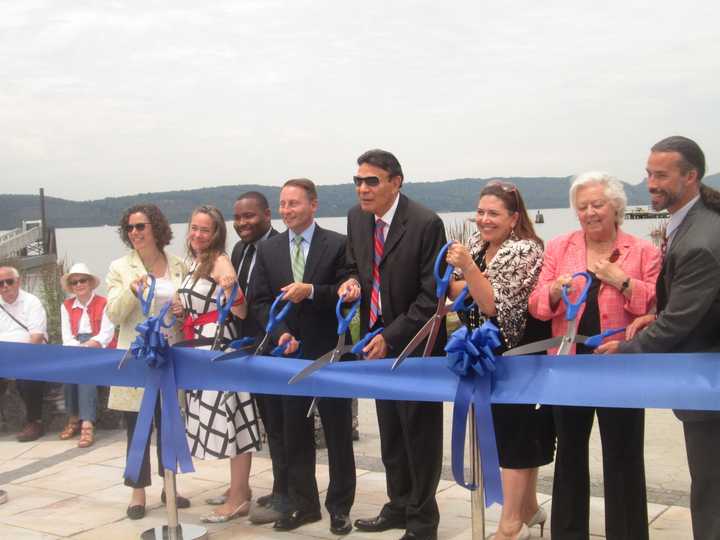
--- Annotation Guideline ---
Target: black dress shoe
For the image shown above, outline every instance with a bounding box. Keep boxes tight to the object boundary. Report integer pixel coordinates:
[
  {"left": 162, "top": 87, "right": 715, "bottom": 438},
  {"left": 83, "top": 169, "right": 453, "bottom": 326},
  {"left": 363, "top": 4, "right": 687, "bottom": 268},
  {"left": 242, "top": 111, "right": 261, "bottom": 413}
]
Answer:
[
  {"left": 354, "top": 514, "right": 406, "bottom": 532},
  {"left": 273, "top": 509, "right": 322, "bottom": 531},
  {"left": 398, "top": 532, "right": 438, "bottom": 540},
  {"left": 330, "top": 513, "right": 352, "bottom": 535},
  {"left": 256, "top": 493, "right": 273, "bottom": 507},
  {"left": 161, "top": 490, "right": 191, "bottom": 509},
  {"left": 126, "top": 504, "right": 145, "bottom": 520}
]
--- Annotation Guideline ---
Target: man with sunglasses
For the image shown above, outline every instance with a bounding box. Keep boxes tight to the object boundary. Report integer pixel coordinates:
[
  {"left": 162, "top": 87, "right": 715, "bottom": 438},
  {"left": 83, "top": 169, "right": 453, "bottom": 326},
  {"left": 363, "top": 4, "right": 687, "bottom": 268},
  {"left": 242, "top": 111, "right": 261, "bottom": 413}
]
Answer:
[
  {"left": 0, "top": 266, "right": 48, "bottom": 444},
  {"left": 338, "top": 149, "right": 447, "bottom": 540}
]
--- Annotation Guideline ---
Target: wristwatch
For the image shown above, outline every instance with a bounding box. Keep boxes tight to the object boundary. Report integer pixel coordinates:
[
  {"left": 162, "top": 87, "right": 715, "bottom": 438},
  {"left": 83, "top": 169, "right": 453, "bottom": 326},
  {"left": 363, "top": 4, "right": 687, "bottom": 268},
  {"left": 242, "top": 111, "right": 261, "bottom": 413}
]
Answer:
[{"left": 620, "top": 278, "right": 630, "bottom": 293}]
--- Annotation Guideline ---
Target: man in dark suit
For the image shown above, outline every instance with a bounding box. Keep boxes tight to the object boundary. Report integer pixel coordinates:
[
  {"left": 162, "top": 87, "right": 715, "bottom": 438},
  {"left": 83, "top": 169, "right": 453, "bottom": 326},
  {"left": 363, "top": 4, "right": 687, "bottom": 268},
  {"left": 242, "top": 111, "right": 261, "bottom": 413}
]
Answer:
[
  {"left": 338, "top": 149, "right": 447, "bottom": 540},
  {"left": 599, "top": 136, "right": 720, "bottom": 540},
  {"left": 250, "top": 178, "right": 356, "bottom": 535},
  {"left": 226, "top": 191, "right": 288, "bottom": 523}
]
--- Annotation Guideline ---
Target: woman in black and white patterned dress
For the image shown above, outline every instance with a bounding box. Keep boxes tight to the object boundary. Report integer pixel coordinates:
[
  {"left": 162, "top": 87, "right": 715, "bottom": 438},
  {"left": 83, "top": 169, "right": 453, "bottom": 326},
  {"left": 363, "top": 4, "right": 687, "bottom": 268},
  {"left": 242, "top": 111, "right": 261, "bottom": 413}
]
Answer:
[
  {"left": 179, "top": 205, "right": 261, "bottom": 523},
  {"left": 448, "top": 181, "right": 554, "bottom": 540}
]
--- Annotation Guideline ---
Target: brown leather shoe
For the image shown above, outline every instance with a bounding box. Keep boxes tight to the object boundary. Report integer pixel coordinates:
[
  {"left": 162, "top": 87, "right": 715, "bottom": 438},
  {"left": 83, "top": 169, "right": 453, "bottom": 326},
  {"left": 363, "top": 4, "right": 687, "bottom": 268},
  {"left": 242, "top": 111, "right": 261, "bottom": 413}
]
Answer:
[
  {"left": 77, "top": 424, "right": 94, "bottom": 448},
  {"left": 59, "top": 419, "right": 81, "bottom": 440},
  {"left": 17, "top": 421, "right": 44, "bottom": 442}
]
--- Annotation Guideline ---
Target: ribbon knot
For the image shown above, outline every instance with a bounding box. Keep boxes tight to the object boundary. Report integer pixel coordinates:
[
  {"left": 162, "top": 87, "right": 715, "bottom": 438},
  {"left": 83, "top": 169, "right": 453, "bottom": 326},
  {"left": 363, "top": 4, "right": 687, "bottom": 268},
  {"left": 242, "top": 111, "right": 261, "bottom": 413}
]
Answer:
[
  {"left": 124, "top": 302, "right": 194, "bottom": 483},
  {"left": 446, "top": 321, "right": 503, "bottom": 507}
]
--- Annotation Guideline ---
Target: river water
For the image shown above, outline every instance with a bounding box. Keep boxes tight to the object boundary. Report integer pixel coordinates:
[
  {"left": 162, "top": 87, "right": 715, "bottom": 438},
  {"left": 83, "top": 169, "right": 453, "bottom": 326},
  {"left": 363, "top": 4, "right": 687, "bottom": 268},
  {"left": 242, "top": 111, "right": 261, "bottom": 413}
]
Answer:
[{"left": 55, "top": 208, "right": 665, "bottom": 294}]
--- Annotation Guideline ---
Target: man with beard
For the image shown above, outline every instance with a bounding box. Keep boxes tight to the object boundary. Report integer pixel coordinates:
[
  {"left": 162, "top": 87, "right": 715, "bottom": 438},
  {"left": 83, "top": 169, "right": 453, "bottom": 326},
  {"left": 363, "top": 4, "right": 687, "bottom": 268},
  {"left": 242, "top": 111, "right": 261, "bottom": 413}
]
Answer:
[{"left": 598, "top": 136, "right": 720, "bottom": 540}]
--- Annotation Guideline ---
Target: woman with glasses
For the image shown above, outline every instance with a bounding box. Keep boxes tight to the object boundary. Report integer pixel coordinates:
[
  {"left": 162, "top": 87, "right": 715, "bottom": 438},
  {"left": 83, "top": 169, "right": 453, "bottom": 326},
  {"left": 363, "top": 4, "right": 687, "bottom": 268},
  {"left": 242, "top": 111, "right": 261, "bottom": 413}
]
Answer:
[
  {"left": 528, "top": 172, "right": 661, "bottom": 540},
  {"left": 105, "top": 204, "right": 189, "bottom": 520},
  {"left": 447, "top": 181, "right": 554, "bottom": 540},
  {"left": 59, "top": 263, "right": 116, "bottom": 448},
  {"left": 178, "top": 205, "right": 260, "bottom": 524}
]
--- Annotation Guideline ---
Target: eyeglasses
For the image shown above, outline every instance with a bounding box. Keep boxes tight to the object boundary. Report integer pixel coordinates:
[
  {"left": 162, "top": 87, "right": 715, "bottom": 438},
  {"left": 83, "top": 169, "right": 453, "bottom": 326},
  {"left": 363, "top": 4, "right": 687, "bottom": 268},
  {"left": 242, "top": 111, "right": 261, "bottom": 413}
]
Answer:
[
  {"left": 0, "top": 278, "right": 16, "bottom": 287},
  {"left": 353, "top": 176, "right": 381, "bottom": 187},
  {"left": 69, "top": 278, "right": 89, "bottom": 286},
  {"left": 125, "top": 222, "right": 150, "bottom": 233},
  {"left": 485, "top": 180, "right": 520, "bottom": 209}
]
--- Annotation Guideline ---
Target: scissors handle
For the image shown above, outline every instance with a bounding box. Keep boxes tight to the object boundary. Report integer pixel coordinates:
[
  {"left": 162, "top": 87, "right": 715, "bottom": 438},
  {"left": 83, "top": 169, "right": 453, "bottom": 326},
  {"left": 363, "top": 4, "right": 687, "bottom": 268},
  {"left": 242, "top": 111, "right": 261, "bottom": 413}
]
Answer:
[
  {"left": 351, "top": 327, "right": 384, "bottom": 356},
  {"left": 138, "top": 275, "right": 157, "bottom": 316},
  {"left": 583, "top": 327, "right": 626, "bottom": 348},
  {"left": 271, "top": 340, "right": 302, "bottom": 357},
  {"left": 266, "top": 292, "right": 292, "bottom": 333},
  {"left": 216, "top": 283, "right": 238, "bottom": 326},
  {"left": 561, "top": 271, "right": 593, "bottom": 321},
  {"left": 335, "top": 296, "right": 360, "bottom": 335},
  {"left": 433, "top": 242, "right": 455, "bottom": 298},
  {"left": 449, "top": 285, "right": 472, "bottom": 312}
]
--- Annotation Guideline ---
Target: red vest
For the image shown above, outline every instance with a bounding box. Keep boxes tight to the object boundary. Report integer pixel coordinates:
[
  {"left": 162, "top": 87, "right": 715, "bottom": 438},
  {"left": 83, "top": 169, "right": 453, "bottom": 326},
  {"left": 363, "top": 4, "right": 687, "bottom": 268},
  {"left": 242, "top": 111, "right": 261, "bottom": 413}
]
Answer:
[{"left": 63, "top": 295, "right": 117, "bottom": 349}]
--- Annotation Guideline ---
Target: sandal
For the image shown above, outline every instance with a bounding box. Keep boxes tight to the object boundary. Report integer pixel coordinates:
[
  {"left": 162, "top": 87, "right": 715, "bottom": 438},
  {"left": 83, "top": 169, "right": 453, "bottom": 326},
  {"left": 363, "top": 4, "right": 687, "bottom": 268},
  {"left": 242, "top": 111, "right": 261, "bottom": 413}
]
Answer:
[
  {"left": 78, "top": 424, "right": 94, "bottom": 448},
  {"left": 59, "top": 419, "right": 80, "bottom": 440}
]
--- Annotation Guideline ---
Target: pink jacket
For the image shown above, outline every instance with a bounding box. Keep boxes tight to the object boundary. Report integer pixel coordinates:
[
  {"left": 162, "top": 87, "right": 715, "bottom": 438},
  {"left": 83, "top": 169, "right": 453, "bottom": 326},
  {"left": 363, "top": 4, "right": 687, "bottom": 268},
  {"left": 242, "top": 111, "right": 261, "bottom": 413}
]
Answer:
[{"left": 528, "top": 228, "right": 661, "bottom": 353}]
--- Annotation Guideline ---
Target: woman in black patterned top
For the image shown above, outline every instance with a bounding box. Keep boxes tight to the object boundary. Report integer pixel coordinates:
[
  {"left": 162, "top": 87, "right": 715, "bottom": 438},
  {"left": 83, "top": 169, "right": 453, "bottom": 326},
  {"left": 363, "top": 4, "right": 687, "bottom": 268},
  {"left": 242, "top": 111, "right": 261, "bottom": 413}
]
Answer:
[{"left": 448, "top": 181, "right": 554, "bottom": 540}]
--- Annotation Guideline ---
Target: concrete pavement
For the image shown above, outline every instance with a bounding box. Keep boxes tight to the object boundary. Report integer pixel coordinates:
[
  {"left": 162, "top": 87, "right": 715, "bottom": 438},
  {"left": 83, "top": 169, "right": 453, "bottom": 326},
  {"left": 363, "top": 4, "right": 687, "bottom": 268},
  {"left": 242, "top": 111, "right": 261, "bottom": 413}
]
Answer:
[{"left": 0, "top": 402, "right": 694, "bottom": 538}]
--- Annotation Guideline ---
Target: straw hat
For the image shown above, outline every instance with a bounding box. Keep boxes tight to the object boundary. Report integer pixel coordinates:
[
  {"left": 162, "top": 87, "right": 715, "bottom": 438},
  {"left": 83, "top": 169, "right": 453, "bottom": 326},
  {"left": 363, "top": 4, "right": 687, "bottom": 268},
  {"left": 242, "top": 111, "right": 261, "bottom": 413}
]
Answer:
[{"left": 61, "top": 263, "right": 101, "bottom": 293}]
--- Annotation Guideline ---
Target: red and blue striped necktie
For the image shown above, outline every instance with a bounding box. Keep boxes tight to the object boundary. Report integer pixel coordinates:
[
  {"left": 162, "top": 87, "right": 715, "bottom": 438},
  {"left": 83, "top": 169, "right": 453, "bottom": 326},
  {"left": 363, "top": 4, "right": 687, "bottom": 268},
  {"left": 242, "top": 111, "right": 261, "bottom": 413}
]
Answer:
[{"left": 369, "top": 219, "right": 386, "bottom": 328}]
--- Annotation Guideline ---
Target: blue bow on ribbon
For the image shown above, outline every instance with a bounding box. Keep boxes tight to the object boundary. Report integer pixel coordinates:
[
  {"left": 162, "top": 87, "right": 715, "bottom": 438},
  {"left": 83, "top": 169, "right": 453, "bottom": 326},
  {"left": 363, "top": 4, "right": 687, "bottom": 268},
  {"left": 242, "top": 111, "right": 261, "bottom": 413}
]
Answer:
[
  {"left": 124, "top": 302, "right": 195, "bottom": 483},
  {"left": 446, "top": 321, "right": 503, "bottom": 507}
]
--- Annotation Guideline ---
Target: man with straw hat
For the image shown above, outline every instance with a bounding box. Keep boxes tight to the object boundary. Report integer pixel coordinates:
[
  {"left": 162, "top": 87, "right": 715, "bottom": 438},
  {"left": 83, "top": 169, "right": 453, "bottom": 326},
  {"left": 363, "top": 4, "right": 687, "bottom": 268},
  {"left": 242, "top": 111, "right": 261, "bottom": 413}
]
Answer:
[{"left": 59, "top": 263, "right": 116, "bottom": 448}]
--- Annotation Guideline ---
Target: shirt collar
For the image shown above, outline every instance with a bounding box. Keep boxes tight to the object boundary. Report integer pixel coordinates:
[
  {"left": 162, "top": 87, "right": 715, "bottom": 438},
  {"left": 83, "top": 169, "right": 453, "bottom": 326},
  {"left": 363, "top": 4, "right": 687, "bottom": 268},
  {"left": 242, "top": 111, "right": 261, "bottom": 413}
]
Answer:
[
  {"left": 376, "top": 193, "right": 400, "bottom": 227},
  {"left": 290, "top": 221, "right": 316, "bottom": 246},
  {"left": 666, "top": 194, "right": 700, "bottom": 239},
  {"left": 71, "top": 292, "right": 96, "bottom": 309}
]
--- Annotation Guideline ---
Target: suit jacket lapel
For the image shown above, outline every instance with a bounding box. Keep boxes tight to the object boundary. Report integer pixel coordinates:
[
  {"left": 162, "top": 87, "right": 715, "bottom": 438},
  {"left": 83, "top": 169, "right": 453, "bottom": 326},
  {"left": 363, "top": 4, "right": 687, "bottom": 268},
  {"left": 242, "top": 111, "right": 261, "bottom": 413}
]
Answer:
[
  {"left": 381, "top": 194, "right": 408, "bottom": 265},
  {"left": 303, "top": 225, "right": 327, "bottom": 282}
]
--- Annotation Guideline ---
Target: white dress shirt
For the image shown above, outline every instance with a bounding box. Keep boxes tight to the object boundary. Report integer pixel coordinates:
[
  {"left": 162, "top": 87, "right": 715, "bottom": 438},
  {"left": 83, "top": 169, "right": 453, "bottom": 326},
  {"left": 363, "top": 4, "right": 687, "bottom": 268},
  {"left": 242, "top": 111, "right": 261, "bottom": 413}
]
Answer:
[{"left": 0, "top": 290, "right": 47, "bottom": 343}]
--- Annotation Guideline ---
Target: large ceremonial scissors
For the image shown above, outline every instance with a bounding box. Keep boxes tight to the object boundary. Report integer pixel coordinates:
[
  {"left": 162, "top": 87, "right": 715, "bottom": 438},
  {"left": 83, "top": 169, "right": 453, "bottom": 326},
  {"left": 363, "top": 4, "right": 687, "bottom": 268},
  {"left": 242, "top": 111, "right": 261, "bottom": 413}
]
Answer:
[
  {"left": 289, "top": 295, "right": 360, "bottom": 385},
  {"left": 289, "top": 295, "right": 360, "bottom": 416},
  {"left": 117, "top": 275, "right": 157, "bottom": 369},
  {"left": 503, "top": 271, "right": 594, "bottom": 357},
  {"left": 392, "top": 242, "right": 471, "bottom": 370},
  {"left": 253, "top": 292, "right": 294, "bottom": 356},
  {"left": 210, "top": 283, "right": 238, "bottom": 351}
]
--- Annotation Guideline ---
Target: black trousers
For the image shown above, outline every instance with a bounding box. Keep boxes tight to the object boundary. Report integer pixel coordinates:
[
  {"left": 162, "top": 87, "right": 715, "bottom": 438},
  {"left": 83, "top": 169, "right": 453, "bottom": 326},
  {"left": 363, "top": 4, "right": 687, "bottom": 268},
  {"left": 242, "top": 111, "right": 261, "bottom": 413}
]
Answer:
[
  {"left": 255, "top": 393, "right": 288, "bottom": 499},
  {"left": 123, "top": 401, "right": 163, "bottom": 489},
  {"left": 551, "top": 406, "right": 648, "bottom": 540},
  {"left": 282, "top": 394, "right": 356, "bottom": 515},
  {"left": 377, "top": 399, "right": 443, "bottom": 537},
  {"left": 683, "top": 417, "right": 720, "bottom": 540},
  {"left": 16, "top": 380, "right": 45, "bottom": 423}
]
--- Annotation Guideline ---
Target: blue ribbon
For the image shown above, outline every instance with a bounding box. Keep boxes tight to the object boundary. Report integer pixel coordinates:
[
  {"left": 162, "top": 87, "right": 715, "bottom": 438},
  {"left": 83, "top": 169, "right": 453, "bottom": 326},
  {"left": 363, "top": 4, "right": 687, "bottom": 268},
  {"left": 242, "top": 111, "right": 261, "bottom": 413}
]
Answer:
[
  {"left": 3, "top": 341, "right": 720, "bottom": 505},
  {"left": 446, "top": 322, "right": 503, "bottom": 506},
  {"left": 123, "top": 302, "right": 195, "bottom": 483}
]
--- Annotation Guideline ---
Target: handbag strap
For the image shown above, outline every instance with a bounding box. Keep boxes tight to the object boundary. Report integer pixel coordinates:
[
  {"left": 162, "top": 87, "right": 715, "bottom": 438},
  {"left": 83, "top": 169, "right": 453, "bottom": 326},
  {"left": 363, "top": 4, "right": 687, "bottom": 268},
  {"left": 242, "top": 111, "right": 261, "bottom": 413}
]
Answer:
[{"left": 0, "top": 302, "right": 30, "bottom": 333}]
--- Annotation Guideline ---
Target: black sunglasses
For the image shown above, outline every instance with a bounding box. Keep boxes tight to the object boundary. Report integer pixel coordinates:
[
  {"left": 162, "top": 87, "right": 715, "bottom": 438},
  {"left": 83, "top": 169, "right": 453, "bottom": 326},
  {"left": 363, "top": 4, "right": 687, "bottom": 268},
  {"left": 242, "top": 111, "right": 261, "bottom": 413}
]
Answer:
[
  {"left": 353, "top": 175, "right": 381, "bottom": 187},
  {"left": 0, "top": 278, "right": 16, "bottom": 287},
  {"left": 125, "top": 222, "right": 150, "bottom": 233},
  {"left": 69, "top": 278, "right": 89, "bottom": 286}
]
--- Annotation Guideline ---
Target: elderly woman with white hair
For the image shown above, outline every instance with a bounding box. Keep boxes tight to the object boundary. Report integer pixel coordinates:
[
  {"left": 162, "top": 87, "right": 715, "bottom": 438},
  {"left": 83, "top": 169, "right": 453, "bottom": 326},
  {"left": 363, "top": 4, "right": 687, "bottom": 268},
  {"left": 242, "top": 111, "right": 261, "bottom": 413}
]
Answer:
[{"left": 528, "top": 172, "right": 661, "bottom": 540}]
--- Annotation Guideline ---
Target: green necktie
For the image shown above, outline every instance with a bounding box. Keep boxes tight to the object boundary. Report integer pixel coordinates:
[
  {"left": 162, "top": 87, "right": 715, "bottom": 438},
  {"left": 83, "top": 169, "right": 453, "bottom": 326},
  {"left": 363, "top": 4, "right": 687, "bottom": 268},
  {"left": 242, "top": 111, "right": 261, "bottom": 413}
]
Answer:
[{"left": 292, "top": 235, "right": 305, "bottom": 282}]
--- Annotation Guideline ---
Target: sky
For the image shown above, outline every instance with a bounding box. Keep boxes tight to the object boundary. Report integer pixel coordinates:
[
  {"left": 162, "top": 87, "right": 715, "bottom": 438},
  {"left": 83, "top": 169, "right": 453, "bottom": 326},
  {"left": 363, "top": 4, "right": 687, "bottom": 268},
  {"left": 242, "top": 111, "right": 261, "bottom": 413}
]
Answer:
[{"left": 1, "top": 1, "right": 719, "bottom": 200}]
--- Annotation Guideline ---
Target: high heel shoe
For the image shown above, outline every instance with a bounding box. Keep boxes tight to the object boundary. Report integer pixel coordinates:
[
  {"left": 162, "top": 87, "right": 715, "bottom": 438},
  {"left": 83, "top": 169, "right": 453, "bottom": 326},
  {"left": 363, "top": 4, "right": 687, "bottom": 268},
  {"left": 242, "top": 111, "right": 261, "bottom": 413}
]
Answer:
[
  {"left": 526, "top": 507, "right": 547, "bottom": 537},
  {"left": 201, "top": 499, "right": 251, "bottom": 523},
  {"left": 490, "top": 523, "right": 530, "bottom": 540}
]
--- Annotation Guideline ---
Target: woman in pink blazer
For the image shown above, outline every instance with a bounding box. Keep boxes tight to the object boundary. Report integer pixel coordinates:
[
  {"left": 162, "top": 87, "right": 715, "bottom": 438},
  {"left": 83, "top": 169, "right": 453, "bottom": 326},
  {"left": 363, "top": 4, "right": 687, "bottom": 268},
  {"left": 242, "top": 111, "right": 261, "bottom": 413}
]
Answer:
[{"left": 528, "top": 171, "right": 661, "bottom": 540}]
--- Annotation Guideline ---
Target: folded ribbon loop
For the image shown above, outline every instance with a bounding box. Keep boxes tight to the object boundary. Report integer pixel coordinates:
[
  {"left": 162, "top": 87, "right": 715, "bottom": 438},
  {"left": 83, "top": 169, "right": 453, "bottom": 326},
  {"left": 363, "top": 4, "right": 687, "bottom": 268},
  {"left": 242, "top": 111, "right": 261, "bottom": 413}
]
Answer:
[
  {"left": 124, "top": 302, "right": 194, "bottom": 483},
  {"left": 447, "top": 321, "right": 503, "bottom": 507}
]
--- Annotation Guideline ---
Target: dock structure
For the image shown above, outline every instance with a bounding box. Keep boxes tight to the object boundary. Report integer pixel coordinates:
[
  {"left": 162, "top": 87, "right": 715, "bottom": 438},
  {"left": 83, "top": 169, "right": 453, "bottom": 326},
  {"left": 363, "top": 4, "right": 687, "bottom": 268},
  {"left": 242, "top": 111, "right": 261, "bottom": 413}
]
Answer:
[{"left": 624, "top": 207, "right": 670, "bottom": 220}]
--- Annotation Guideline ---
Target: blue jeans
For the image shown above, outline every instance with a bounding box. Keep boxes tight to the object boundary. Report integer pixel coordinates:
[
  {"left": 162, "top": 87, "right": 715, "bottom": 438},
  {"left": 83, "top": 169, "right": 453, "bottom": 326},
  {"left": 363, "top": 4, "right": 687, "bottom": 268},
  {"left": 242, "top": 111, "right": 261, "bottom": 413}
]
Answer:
[{"left": 64, "top": 384, "right": 97, "bottom": 423}]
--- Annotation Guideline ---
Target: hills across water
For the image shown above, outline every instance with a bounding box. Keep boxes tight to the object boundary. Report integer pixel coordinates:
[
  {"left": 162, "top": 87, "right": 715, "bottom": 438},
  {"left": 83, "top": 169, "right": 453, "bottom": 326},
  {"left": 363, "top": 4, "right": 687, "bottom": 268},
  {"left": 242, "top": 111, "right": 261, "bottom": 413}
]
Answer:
[{"left": 2, "top": 173, "right": 719, "bottom": 229}]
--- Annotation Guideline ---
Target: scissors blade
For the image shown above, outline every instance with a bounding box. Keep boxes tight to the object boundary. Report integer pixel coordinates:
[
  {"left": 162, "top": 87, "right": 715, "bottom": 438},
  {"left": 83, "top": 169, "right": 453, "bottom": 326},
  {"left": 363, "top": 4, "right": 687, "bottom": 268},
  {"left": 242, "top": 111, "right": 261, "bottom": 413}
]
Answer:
[
  {"left": 117, "top": 348, "right": 132, "bottom": 370},
  {"left": 306, "top": 397, "right": 319, "bottom": 418},
  {"left": 392, "top": 315, "right": 438, "bottom": 370},
  {"left": 288, "top": 354, "right": 336, "bottom": 384},
  {"left": 254, "top": 334, "right": 271, "bottom": 355},
  {"left": 556, "top": 320, "right": 578, "bottom": 355},
  {"left": 421, "top": 316, "right": 442, "bottom": 357},
  {"left": 502, "top": 336, "right": 565, "bottom": 356}
]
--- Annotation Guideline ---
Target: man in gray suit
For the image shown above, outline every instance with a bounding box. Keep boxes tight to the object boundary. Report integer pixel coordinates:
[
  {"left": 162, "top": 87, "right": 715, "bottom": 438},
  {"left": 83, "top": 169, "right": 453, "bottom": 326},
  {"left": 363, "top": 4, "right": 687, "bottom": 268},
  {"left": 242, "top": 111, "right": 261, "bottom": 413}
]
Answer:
[{"left": 599, "top": 136, "right": 720, "bottom": 539}]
